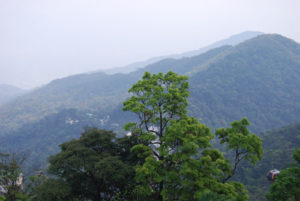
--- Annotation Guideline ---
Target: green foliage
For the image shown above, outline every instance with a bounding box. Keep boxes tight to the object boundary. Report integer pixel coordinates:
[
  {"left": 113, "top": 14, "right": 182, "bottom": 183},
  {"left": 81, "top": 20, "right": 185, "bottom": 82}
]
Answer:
[
  {"left": 15, "top": 192, "right": 28, "bottom": 201},
  {"left": 30, "top": 178, "right": 73, "bottom": 201},
  {"left": 215, "top": 118, "right": 263, "bottom": 182},
  {"left": 0, "top": 153, "right": 25, "bottom": 201},
  {"left": 266, "top": 149, "right": 300, "bottom": 201},
  {"left": 198, "top": 191, "right": 235, "bottom": 201},
  {"left": 47, "top": 128, "right": 138, "bottom": 201},
  {"left": 123, "top": 71, "right": 189, "bottom": 137},
  {"left": 25, "top": 173, "right": 47, "bottom": 199},
  {"left": 123, "top": 71, "right": 262, "bottom": 200}
]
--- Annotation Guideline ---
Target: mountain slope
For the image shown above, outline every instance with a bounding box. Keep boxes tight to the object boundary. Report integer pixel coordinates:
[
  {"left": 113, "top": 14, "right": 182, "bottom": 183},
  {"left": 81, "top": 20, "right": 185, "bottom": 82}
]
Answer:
[
  {"left": 188, "top": 34, "right": 300, "bottom": 131},
  {"left": 0, "top": 45, "right": 231, "bottom": 134},
  {"left": 0, "top": 72, "right": 139, "bottom": 134}
]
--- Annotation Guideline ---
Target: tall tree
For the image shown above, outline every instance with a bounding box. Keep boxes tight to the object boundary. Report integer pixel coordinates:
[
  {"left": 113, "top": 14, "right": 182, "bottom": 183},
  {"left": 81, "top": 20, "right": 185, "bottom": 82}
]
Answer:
[
  {"left": 215, "top": 118, "right": 263, "bottom": 183},
  {"left": 123, "top": 71, "right": 190, "bottom": 200},
  {"left": 123, "top": 71, "right": 262, "bottom": 201}
]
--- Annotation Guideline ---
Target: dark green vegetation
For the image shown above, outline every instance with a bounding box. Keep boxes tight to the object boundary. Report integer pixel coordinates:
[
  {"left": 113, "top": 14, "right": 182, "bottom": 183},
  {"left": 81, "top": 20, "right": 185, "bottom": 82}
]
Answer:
[
  {"left": 0, "top": 34, "right": 299, "bottom": 200},
  {"left": 45, "top": 129, "right": 138, "bottom": 201},
  {"left": 266, "top": 149, "right": 300, "bottom": 201}
]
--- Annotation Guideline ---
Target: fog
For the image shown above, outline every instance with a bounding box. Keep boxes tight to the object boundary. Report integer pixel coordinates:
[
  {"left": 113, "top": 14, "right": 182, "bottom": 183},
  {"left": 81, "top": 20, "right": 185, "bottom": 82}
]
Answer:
[{"left": 1, "top": 0, "right": 300, "bottom": 88}]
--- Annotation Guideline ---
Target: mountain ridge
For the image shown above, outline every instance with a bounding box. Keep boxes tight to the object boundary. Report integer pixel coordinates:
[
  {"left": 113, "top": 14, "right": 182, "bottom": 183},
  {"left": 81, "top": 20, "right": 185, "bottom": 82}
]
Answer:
[{"left": 103, "top": 31, "right": 263, "bottom": 74}]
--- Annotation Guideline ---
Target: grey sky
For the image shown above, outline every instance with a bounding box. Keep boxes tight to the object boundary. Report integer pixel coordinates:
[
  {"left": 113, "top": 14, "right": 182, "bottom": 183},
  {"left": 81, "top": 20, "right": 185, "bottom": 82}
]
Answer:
[{"left": 1, "top": 0, "right": 300, "bottom": 88}]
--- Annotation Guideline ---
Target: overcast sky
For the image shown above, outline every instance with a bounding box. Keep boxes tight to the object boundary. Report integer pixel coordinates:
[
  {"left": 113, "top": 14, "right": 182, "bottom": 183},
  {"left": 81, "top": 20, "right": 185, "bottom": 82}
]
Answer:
[{"left": 1, "top": 0, "right": 300, "bottom": 88}]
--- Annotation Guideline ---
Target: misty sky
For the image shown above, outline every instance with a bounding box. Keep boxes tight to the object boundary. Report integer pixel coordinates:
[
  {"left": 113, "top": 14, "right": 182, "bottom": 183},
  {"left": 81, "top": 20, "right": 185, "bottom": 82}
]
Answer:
[{"left": 1, "top": 0, "right": 300, "bottom": 89}]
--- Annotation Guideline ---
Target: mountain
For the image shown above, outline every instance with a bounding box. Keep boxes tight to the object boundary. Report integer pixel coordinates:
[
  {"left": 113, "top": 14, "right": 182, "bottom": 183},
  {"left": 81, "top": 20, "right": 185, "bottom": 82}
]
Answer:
[
  {"left": 0, "top": 84, "right": 27, "bottom": 106},
  {"left": 188, "top": 34, "right": 300, "bottom": 131},
  {"left": 0, "top": 34, "right": 300, "bottom": 136},
  {"left": 0, "top": 72, "right": 141, "bottom": 134},
  {"left": 104, "top": 31, "right": 263, "bottom": 74},
  {"left": 0, "top": 44, "right": 233, "bottom": 134}
]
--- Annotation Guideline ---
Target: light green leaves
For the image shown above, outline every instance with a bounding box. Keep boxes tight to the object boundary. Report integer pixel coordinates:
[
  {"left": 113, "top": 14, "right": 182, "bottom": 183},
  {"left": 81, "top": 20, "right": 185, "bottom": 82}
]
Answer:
[
  {"left": 123, "top": 72, "right": 260, "bottom": 201},
  {"left": 215, "top": 118, "right": 263, "bottom": 183},
  {"left": 123, "top": 71, "right": 189, "bottom": 141}
]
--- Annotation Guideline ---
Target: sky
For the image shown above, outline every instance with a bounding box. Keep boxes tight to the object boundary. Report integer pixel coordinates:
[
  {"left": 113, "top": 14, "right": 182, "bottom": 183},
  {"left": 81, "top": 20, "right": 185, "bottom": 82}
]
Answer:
[{"left": 1, "top": 0, "right": 300, "bottom": 89}]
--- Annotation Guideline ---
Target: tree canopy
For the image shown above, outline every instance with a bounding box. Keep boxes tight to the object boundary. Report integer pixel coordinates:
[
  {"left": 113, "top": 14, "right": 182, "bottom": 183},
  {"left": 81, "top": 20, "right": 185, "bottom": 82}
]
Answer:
[
  {"left": 46, "top": 128, "right": 138, "bottom": 201},
  {"left": 123, "top": 71, "right": 262, "bottom": 201}
]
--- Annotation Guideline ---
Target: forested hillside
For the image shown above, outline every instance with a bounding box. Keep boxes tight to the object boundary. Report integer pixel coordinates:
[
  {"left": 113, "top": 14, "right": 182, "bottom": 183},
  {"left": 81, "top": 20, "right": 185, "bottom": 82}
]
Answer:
[
  {"left": 189, "top": 34, "right": 300, "bottom": 131},
  {"left": 0, "top": 73, "right": 138, "bottom": 134},
  {"left": 0, "top": 45, "right": 231, "bottom": 134}
]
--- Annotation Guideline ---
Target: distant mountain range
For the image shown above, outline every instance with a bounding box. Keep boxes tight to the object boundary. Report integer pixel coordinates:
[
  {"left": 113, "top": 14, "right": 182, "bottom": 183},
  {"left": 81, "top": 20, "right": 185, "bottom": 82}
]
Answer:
[
  {"left": 0, "top": 84, "right": 27, "bottom": 106},
  {"left": 0, "top": 31, "right": 262, "bottom": 134},
  {"left": 0, "top": 33, "right": 299, "bottom": 136},
  {"left": 103, "top": 31, "right": 263, "bottom": 74}
]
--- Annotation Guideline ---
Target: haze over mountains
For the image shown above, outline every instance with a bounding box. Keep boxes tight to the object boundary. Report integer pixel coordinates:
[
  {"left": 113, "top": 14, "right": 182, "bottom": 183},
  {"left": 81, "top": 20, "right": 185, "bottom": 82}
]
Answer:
[
  {"left": 103, "top": 31, "right": 262, "bottom": 74},
  {"left": 1, "top": 33, "right": 299, "bottom": 134},
  {"left": 0, "top": 84, "right": 27, "bottom": 106},
  {"left": 0, "top": 32, "right": 299, "bottom": 142},
  {"left": 0, "top": 31, "right": 261, "bottom": 132}
]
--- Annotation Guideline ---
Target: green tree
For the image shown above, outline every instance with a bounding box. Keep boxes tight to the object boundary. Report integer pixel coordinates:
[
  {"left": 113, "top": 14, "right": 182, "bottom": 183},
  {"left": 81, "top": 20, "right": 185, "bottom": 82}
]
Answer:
[
  {"left": 47, "top": 128, "right": 138, "bottom": 201},
  {"left": 0, "top": 153, "right": 26, "bottom": 201},
  {"left": 30, "top": 178, "right": 73, "bottom": 201},
  {"left": 123, "top": 71, "right": 262, "bottom": 201},
  {"left": 266, "top": 149, "right": 300, "bottom": 201},
  {"left": 215, "top": 118, "right": 263, "bottom": 182}
]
